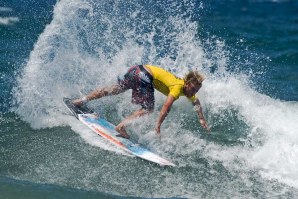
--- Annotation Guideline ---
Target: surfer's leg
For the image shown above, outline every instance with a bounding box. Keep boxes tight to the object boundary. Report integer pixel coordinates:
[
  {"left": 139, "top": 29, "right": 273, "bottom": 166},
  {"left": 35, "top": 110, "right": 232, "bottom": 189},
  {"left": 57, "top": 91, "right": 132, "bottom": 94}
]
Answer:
[
  {"left": 115, "top": 108, "right": 153, "bottom": 138},
  {"left": 115, "top": 125, "right": 130, "bottom": 139},
  {"left": 73, "top": 85, "right": 126, "bottom": 106},
  {"left": 88, "top": 85, "right": 126, "bottom": 100}
]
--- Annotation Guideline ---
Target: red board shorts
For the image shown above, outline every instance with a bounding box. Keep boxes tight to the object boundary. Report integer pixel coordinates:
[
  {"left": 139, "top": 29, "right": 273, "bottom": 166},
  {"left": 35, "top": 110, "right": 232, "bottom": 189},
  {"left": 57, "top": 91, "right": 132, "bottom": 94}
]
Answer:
[{"left": 117, "top": 65, "right": 154, "bottom": 111}]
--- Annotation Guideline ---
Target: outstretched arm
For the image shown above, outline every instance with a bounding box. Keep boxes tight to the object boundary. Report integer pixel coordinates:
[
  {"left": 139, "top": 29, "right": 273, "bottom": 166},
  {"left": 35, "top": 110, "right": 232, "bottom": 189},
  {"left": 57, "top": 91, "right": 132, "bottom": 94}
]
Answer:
[
  {"left": 193, "top": 98, "right": 210, "bottom": 132},
  {"left": 155, "top": 95, "right": 175, "bottom": 135}
]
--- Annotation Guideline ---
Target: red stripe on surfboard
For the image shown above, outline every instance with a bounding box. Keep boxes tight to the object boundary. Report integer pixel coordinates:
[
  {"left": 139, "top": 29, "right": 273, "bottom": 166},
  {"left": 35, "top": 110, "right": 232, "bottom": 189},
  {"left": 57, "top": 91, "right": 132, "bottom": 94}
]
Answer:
[
  {"left": 78, "top": 115, "right": 175, "bottom": 166},
  {"left": 91, "top": 125, "right": 125, "bottom": 148}
]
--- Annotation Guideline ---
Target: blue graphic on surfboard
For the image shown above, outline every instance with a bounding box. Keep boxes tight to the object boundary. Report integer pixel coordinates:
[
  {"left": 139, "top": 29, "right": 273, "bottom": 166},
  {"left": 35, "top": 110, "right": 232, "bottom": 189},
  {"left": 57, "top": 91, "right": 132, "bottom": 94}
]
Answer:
[{"left": 63, "top": 98, "right": 175, "bottom": 166}]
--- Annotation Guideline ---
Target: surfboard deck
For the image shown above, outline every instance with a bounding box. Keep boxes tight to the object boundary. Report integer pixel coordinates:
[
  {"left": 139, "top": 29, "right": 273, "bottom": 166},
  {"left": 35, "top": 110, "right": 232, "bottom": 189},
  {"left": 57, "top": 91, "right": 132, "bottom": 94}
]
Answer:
[{"left": 63, "top": 98, "right": 175, "bottom": 167}]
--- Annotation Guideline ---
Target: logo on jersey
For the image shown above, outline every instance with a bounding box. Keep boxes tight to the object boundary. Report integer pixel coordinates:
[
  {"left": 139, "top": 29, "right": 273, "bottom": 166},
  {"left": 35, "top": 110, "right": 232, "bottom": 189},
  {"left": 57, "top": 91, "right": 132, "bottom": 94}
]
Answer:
[{"left": 139, "top": 71, "right": 151, "bottom": 83}]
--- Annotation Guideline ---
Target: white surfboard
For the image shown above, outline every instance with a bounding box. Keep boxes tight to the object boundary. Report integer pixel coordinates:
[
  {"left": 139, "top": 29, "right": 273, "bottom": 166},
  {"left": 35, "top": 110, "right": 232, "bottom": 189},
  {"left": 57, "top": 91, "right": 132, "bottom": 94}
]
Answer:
[{"left": 63, "top": 98, "right": 175, "bottom": 167}]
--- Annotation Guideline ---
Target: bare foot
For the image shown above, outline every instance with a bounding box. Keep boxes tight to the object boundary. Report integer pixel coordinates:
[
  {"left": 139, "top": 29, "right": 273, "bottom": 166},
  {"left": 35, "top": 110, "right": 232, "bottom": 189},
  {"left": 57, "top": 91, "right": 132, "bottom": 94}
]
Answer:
[
  {"left": 72, "top": 99, "right": 83, "bottom": 107},
  {"left": 115, "top": 124, "right": 130, "bottom": 139}
]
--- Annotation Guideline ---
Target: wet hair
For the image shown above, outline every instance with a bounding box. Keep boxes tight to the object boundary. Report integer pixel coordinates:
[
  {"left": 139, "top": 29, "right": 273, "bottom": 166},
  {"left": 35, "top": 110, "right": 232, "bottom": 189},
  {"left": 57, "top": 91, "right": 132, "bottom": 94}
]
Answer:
[{"left": 184, "top": 71, "right": 205, "bottom": 86}]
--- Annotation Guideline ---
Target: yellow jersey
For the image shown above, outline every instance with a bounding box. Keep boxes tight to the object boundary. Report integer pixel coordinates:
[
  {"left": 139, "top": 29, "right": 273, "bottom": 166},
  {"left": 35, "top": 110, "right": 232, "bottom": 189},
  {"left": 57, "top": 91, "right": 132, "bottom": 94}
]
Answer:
[{"left": 146, "top": 65, "right": 197, "bottom": 103}]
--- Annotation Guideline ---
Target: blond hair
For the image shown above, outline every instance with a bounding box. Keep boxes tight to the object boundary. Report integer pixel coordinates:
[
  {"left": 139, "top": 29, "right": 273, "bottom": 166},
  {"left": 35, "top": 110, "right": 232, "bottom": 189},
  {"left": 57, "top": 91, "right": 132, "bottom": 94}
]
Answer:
[{"left": 184, "top": 71, "right": 205, "bottom": 86}]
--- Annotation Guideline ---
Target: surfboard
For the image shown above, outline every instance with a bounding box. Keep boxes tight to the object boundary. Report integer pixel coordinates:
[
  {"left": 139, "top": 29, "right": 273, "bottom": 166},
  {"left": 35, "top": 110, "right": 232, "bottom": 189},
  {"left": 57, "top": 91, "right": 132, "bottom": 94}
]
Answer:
[{"left": 63, "top": 98, "right": 175, "bottom": 167}]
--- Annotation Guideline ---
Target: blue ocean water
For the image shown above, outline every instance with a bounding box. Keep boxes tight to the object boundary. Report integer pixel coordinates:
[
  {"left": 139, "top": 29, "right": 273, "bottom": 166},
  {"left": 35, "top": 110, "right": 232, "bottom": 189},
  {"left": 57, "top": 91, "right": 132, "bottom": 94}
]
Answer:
[{"left": 1, "top": 0, "right": 298, "bottom": 198}]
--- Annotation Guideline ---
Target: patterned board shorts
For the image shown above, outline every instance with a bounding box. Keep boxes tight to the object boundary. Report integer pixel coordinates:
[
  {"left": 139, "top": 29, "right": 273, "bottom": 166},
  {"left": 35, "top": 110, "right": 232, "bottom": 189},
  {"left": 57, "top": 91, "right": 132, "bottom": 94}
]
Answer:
[{"left": 117, "top": 65, "right": 155, "bottom": 110}]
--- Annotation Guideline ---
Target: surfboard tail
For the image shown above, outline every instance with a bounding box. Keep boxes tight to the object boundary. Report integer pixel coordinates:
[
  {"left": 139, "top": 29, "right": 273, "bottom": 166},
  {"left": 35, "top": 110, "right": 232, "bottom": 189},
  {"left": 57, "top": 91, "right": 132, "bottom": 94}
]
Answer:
[{"left": 63, "top": 97, "right": 94, "bottom": 119}]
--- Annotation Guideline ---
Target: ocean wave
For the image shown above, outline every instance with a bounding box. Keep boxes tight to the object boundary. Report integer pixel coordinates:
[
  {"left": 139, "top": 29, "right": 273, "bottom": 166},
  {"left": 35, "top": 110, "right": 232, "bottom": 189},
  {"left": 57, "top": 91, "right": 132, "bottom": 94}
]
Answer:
[
  {"left": 250, "top": 0, "right": 290, "bottom": 2},
  {"left": 0, "top": 17, "right": 19, "bottom": 26},
  {"left": 0, "top": 7, "right": 13, "bottom": 12},
  {"left": 12, "top": 0, "right": 298, "bottom": 197}
]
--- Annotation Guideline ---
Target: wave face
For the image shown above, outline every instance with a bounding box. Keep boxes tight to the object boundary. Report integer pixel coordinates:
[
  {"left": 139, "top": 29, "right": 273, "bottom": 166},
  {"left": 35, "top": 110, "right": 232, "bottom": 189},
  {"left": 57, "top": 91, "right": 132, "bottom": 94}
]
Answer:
[{"left": 12, "top": 0, "right": 298, "bottom": 197}]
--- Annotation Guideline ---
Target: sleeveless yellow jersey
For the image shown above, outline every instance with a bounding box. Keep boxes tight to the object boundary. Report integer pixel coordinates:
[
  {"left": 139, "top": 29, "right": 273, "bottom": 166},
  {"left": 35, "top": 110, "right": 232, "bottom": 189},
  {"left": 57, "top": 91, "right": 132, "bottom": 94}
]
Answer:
[{"left": 146, "top": 65, "right": 197, "bottom": 102}]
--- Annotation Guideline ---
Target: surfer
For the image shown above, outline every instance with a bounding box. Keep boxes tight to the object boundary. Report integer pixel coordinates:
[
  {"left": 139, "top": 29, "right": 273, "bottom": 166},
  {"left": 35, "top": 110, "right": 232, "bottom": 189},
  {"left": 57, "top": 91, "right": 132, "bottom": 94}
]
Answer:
[{"left": 73, "top": 65, "right": 210, "bottom": 138}]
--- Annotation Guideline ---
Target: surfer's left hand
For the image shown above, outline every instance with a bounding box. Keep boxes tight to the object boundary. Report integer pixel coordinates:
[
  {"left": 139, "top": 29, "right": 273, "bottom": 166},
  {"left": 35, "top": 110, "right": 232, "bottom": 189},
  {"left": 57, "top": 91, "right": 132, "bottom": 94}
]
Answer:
[{"left": 199, "top": 118, "right": 211, "bottom": 132}]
